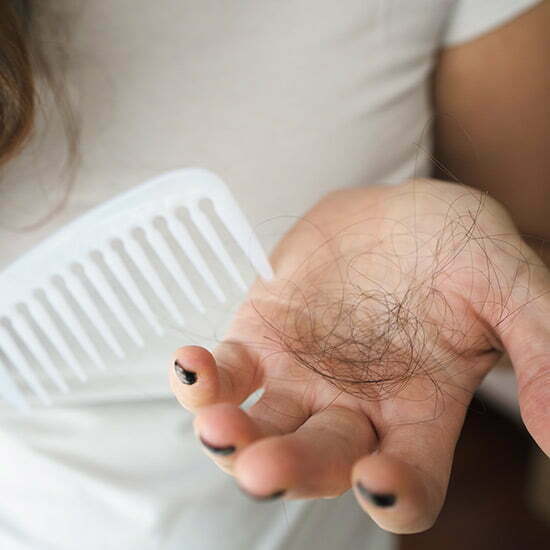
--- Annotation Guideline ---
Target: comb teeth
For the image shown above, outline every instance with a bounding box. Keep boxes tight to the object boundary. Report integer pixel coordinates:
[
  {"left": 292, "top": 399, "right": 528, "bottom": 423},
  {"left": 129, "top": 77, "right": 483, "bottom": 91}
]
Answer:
[
  {"left": 0, "top": 323, "right": 51, "bottom": 406},
  {"left": 142, "top": 224, "right": 206, "bottom": 314},
  {"left": 122, "top": 237, "right": 186, "bottom": 326},
  {"left": 10, "top": 314, "right": 69, "bottom": 394},
  {"left": 82, "top": 260, "right": 145, "bottom": 348},
  {"left": 164, "top": 217, "right": 226, "bottom": 303},
  {"left": 45, "top": 280, "right": 107, "bottom": 371},
  {"left": 0, "top": 168, "right": 273, "bottom": 410},
  {"left": 188, "top": 207, "right": 247, "bottom": 291},
  {"left": 26, "top": 299, "right": 88, "bottom": 382},
  {"left": 101, "top": 248, "right": 165, "bottom": 337}
]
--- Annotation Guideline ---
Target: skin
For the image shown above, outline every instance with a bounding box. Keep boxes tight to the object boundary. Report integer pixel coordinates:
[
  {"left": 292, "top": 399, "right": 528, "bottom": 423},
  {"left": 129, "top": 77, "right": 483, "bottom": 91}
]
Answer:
[
  {"left": 170, "top": 2, "right": 550, "bottom": 535},
  {"left": 434, "top": 0, "right": 550, "bottom": 244}
]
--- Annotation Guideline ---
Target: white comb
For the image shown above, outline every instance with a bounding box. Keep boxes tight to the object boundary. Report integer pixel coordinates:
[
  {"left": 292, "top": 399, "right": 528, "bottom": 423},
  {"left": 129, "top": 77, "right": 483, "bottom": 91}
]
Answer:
[{"left": 0, "top": 168, "right": 273, "bottom": 411}]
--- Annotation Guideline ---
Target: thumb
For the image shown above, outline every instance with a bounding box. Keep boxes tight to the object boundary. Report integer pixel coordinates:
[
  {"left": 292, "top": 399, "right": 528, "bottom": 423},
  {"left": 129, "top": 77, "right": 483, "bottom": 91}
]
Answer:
[{"left": 492, "top": 250, "right": 550, "bottom": 456}]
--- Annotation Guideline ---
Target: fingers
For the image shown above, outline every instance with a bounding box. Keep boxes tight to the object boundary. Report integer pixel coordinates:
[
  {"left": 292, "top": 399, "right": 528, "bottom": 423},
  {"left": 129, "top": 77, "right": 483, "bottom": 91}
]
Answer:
[
  {"left": 193, "top": 403, "right": 265, "bottom": 474},
  {"left": 351, "top": 409, "right": 466, "bottom": 534},
  {"left": 233, "top": 406, "right": 377, "bottom": 499},
  {"left": 352, "top": 453, "right": 436, "bottom": 534},
  {"left": 192, "top": 385, "right": 312, "bottom": 473},
  {"left": 170, "top": 343, "right": 263, "bottom": 412}
]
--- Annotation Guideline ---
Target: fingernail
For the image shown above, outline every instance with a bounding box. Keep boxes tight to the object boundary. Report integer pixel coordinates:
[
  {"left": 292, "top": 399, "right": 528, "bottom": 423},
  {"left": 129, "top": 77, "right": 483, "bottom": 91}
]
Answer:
[
  {"left": 356, "top": 481, "right": 396, "bottom": 507},
  {"left": 174, "top": 360, "right": 197, "bottom": 385},
  {"left": 238, "top": 484, "right": 286, "bottom": 501},
  {"left": 199, "top": 436, "right": 236, "bottom": 456}
]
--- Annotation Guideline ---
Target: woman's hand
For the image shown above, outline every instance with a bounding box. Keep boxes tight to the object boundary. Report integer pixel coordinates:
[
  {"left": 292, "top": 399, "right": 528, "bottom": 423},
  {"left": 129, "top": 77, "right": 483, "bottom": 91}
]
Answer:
[{"left": 169, "top": 179, "right": 550, "bottom": 533}]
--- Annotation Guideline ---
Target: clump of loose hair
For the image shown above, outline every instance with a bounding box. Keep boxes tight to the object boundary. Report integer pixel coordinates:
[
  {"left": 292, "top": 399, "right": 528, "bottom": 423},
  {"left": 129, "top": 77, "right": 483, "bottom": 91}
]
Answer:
[{"left": 251, "top": 188, "right": 537, "bottom": 402}]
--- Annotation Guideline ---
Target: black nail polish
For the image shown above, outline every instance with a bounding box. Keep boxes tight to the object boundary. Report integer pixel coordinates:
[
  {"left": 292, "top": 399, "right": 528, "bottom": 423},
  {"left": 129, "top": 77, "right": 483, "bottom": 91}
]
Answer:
[
  {"left": 257, "top": 489, "right": 286, "bottom": 501},
  {"left": 238, "top": 485, "right": 286, "bottom": 501},
  {"left": 174, "top": 360, "right": 197, "bottom": 385},
  {"left": 199, "top": 436, "right": 236, "bottom": 456},
  {"left": 356, "top": 481, "right": 396, "bottom": 507}
]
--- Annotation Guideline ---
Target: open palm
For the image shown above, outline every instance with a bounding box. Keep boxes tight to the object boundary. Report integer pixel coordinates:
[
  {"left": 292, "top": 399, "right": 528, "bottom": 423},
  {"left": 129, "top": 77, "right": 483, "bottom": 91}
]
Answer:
[{"left": 170, "top": 179, "right": 550, "bottom": 533}]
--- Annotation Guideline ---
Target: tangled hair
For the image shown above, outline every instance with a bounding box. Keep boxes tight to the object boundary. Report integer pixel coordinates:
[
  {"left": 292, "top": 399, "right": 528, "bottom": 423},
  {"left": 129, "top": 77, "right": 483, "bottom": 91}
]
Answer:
[
  {"left": 262, "top": 281, "right": 441, "bottom": 400},
  {"left": 250, "top": 186, "right": 540, "bottom": 402},
  {"left": 0, "top": 0, "right": 78, "bottom": 230}
]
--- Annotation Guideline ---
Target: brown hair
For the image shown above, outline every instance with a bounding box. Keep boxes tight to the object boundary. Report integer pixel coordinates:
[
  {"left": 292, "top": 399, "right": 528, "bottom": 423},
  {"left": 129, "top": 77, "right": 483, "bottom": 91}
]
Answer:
[
  {"left": 0, "top": 0, "right": 79, "bottom": 230},
  {"left": 0, "top": 1, "right": 34, "bottom": 166}
]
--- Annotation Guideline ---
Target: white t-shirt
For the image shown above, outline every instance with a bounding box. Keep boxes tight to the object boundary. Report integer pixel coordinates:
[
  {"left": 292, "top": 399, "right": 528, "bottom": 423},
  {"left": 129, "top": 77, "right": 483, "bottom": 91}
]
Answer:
[{"left": 0, "top": 1, "right": 540, "bottom": 549}]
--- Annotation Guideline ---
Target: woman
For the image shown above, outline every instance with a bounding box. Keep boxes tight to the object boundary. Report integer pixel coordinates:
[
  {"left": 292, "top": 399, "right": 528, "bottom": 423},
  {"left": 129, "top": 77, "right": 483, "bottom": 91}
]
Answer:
[{"left": 0, "top": 1, "right": 548, "bottom": 549}]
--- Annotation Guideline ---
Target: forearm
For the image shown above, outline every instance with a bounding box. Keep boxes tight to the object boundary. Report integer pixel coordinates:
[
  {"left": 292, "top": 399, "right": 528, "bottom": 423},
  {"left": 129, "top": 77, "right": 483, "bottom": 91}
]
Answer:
[{"left": 433, "top": 1, "right": 550, "bottom": 242}]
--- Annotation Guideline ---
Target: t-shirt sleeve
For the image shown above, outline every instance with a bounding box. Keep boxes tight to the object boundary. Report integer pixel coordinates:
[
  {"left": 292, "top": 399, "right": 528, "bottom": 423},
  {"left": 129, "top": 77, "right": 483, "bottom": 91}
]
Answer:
[{"left": 442, "top": 0, "right": 543, "bottom": 47}]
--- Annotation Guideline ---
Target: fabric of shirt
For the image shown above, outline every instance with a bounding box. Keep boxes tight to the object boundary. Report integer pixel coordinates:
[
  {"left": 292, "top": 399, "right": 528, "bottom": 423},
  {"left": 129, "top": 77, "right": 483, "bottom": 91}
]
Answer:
[{"left": 0, "top": 1, "right": 541, "bottom": 549}]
